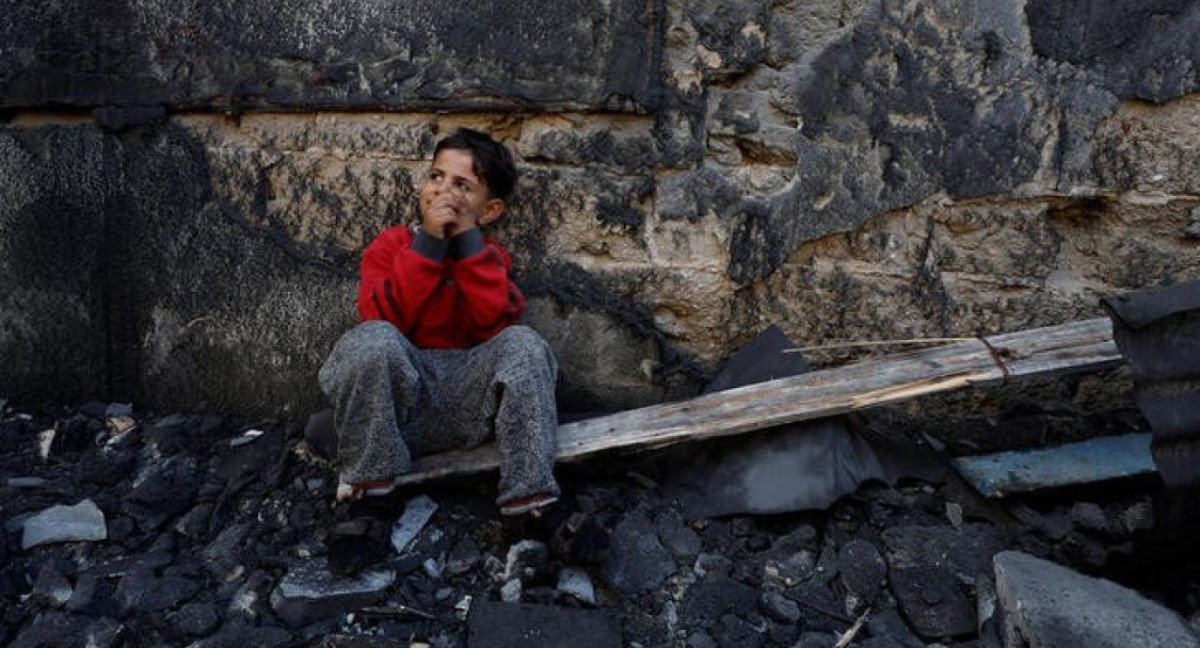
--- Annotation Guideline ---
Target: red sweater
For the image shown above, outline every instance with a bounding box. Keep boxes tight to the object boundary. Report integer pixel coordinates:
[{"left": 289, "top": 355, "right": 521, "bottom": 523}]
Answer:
[{"left": 356, "top": 226, "right": 524, "bottom": 349}]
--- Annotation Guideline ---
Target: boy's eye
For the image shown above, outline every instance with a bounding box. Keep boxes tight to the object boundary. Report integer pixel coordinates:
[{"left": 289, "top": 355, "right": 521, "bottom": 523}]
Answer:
[{"left": 456, "top": 181, "right": 469, "bottom": 191}]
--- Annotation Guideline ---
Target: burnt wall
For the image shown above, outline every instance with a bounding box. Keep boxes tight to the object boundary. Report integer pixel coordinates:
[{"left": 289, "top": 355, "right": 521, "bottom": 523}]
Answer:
[{"left": 1, "top": 0, "right": 1198, "bottom": 416}]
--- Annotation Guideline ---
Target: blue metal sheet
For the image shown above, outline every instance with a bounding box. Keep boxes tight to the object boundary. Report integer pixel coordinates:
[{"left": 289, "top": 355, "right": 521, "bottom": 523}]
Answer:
[{"left": 953, "top": 433, "right": 1155, "bottom": 498}]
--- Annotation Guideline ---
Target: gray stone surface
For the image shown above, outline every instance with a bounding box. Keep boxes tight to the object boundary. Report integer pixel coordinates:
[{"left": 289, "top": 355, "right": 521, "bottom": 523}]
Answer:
[
  {"left": 21, "top": 499, "right": 107, "bottom": 549},
  {"left": 0, "top": 0, "right": 659, "bottom": 113},
  {"left": 270, "top": 558, "right": 395, "bottom": 627},
  {"left": 993, "top": 550, "right": 1200, "bottom": 648},
  {"left": 600, "top": 508, "right": 678, "bottom": 595}
]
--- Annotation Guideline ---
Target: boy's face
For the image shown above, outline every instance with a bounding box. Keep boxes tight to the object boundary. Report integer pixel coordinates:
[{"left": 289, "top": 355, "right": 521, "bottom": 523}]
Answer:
[{"left": 419, "top": 148, "right": 504, "bottom": 237}]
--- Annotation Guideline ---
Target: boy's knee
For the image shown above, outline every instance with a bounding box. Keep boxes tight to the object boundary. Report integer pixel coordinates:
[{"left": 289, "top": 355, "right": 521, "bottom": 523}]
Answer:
[
  {"left": 494, "top": 325, "right": 552, "bottom": 358},
  {"left": 324, "top": 320, "right": 415, "bottom": 378}
]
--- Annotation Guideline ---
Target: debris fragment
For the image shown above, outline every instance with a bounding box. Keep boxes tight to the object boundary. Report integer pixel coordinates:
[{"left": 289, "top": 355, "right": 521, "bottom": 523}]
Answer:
[
  {"left": 994, "top": 551, "right": 1200, "bottom": 648},
  {"left": 37, "top": 428, "right": 55, "bottom": 460},
  {"left": 22, "top": 499, "right": 108, "bottom": 549},
  {"left": 466, "top": 601, "right": 622, "bottom": 648},
  {"left": 389, "top": 495, "right": 438, "bottom": 554},
  {"left": 270, "top": 559, "right": 396, "bottom": 628},
  {"left": 230, "top": 428, "right": 264, "bottom": 447},
  {"left": 557, "top": 567, "right": 597, "bottom": 605}
]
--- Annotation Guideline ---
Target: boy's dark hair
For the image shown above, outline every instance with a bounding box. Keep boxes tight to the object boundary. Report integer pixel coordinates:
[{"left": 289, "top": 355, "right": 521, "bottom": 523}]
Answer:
[{"left": 434, "top": 127, "right": 518, "bottom": 201}]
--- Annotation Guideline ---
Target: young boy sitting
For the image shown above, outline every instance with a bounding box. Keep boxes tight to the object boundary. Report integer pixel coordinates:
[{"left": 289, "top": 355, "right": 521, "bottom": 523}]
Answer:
[{"left": 319, "top": 127, "right": 560, "bottom": 517}]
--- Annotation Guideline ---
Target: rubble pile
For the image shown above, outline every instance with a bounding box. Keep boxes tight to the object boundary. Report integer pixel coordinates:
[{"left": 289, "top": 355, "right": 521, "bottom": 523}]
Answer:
[{"left": 1, "top": 400, "right": 1198, "bottom": 648}]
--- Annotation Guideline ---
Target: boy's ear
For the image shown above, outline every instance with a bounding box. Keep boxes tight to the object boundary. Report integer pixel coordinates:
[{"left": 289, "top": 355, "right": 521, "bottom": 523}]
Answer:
[{"left": 478, "top": 198, "right": 505, "bottom": 227}]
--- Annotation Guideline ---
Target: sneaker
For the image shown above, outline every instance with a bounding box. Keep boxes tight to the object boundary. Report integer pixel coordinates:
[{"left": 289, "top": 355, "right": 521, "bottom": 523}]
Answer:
[{"left": 500, "top": 492, "right": 559, "bottom": 517}]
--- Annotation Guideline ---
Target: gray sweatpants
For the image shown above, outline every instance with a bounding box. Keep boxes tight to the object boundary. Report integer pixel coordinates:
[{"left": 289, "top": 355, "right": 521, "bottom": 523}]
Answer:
[{"left": 318, "top": 321, "right": 560, "bottom": 504}]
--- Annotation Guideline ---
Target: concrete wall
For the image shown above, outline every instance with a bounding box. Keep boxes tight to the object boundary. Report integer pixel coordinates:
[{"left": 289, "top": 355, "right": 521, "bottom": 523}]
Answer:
[{"left": 2, "top": 0, "right": 1198, "bottom": 417}]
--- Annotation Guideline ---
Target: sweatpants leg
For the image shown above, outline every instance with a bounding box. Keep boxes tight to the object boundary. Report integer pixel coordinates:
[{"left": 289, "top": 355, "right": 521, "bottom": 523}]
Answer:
[
  {"left": 425, "top": 325, "right": 560, "bottom": 504},
  {"left": 318, "top": 320, "right": 427, "bottom": 485}
]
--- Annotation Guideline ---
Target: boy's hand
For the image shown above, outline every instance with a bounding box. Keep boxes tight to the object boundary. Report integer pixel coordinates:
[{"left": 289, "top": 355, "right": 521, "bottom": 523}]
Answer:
[{"left": 423, "top": 194, "right": 477, "bottom": 239}]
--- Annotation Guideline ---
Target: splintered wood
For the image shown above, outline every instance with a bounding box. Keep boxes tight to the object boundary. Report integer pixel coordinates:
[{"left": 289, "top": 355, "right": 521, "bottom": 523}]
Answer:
[{"left": 395, "top": 317, "right": 1123, "bottom": 485}]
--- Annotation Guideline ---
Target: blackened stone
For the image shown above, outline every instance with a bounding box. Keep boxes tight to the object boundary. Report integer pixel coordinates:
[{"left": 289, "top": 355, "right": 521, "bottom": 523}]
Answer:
[
  {"left": 446, "top": 537, "right": 482, "bottom": 576},
  {"left": 656, "top": 511, "right": 702, "bottom": 560},
  {"left": 767, "top": 524, "right": 819, "bottom": 558},
  {"left": 680, "top": 571, "right": 758, "bottom": 624},
  {"left": 30, "top": 564, "right": 72, "bottom": 608},
  {"left": 888, "top": 565, "right": 976, "bottom": 639},
  {"left": 882, "top": 524, "right": 1004, "bottom": 575},
  {"left": 270, "top": 559, "right": 394, "bottom": 628},
  {"left": 76, "top": 448, "right": 137, "bottom": 487},
  {"left": 9, "top": 612, "right": 122, "bottom": 648},
  {"left": 688, "top": 629, "right": 718, "bottom": 648},
  {"left": 712, "top": 613, "right": 765, "bottom": 648},
  {"left": 202, "top": 523, "right": 252, "bottom": 583},
  {"left": 186, "top": 623, "right": 293, "bottom": 648},
  {"left": 839, "top": 539, "right": 886, "bottom": 605},
  {"left": 865, "top": 606, "right": 925, "bottom": 648},
  {"left": 167, "top": 602, "right": 221, "bottom": 637},
  {"left": 467, "top": 601, "right": 621, "bottom": 648},
  {"left": 115, "top": 568, "right": 201, "bottom": 614},
  {"left": 759, "top": 591, "right": 800, "bottom": 623},
  {"left": 600, "top": 508, "right": 676, "bottom": 595},
  {"left": 797, "top": 632, "right": 837, "bottom": 648},
  {"left": 65, "top": 573, "right": 98, "bottom": 613},
  {"left": 123, "top": 459, "right": 199, "bottom": 531}
]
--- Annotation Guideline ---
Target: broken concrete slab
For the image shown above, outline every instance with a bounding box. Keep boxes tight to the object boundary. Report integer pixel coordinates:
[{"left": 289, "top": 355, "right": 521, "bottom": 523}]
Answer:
[
  {"left": 269, "top": 559, "right": 395, "bottom": 627},
  {"left": 21, "top": 499, "right": 107, "bottom": 549},
  {"left": 993, "top": 551, "right": 1200, "bottom": 648},
  {"left": 953, "top": 433, "right": 1155, "bottom": 497},
  {"left": 466, "top": 600, "right": 621, "bottom": 648}
]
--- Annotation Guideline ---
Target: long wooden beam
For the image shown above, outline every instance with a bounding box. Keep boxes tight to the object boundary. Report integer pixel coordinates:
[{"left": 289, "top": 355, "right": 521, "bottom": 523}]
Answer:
[{"left": 395, "top": 317, "right": 1123, "bottom": 485}]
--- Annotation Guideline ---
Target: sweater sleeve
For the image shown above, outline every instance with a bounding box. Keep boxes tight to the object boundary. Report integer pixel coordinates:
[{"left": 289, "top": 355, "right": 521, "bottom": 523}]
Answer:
[
  {"left": 356, "top": 227, "right": 445, "bottom": 330},
  {"left": 452, "top": 238, "right": 525, "bottom": 341}
]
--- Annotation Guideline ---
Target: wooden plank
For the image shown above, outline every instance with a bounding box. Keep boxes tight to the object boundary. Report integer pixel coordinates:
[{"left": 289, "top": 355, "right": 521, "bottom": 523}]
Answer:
[
  {"left": 952, "top": 433, "right": 1154, "bottom": 497},
  {"left": 395, "top": 317, "right": 1124, "bottom": 485}
]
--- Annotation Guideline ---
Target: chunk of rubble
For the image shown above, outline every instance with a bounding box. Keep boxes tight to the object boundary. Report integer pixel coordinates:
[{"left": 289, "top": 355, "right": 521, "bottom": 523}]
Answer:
[
  {"left": 269, "top": 558, "right": 396, "bottom": 627},
  {"left": 22, "top": 499, "right": 107, "bottom": 549},
  {"left": 557, "top": 567, "right": 597, "bottom": 605},
  {"left": 390, "top": 494, "right": 438, "bottom": 554},
  {"left": 993, "top": 551, "right": 1200, "bottom": 648},
  {"left": 466, "top": 601, "right": 621, "bottom": 648}
]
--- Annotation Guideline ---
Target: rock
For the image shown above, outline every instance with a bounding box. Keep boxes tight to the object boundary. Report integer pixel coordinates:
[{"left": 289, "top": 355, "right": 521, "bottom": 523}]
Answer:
[
  {"left": 796, "top": 632, "right": 837, "bottom": 648},
  {"left": 466, "top": 601, "right": 621, "bottom": 648},
  {"left": 759, "top": 591, "right": 800, "bottom": 623},
  {"left": 270, "top": 559, "right": 395, "bottom": 627},
  {"left": 838, "top": 539, "right": 886, "bottom": 606},
  {"left": 865, "top": 606, "right": 925, "bottom": 648},
  {"left": 167, "top": 602, "right": 221, "bottom": 637},
  {"left": 888, "top": 566, "right": 976, "bottom": 640},
  {"left": 1067, "top": 502, "right": 1109, "bottom": 534},
  {"left": 680, "top": 571, "right": 758, "bottom": 624},
  {"left": 390, "top": 495, "right": 438, "bottom": 554},
  {"left": 656, "top": 511, "right": 702, "bottom": 560},
  {"left": 993, "top": 551, "right": 1200, "bottom": 648},
  {"left": 445, "top": 537, "right": 482, "bottom": 576},
  {"left": 557, "top": 567, "right": 597, "bottom": 605},
  {"left": 600, "top": 508, "right": 677, "bottom": 594},
  {"left": 21, "top": 499, "right": 107, "bottom": 549},
  {"left": 114, "top": 568, "right": 202, "bottom": 614},
  {"left": 9, "top": 613, "right": 122, "bottom": 648},
  {"left": 30, "top": 564, "right": 72, "bottom": 608},
  {"left": 500, "top": 578, "right": 523, "bottom": 603}
]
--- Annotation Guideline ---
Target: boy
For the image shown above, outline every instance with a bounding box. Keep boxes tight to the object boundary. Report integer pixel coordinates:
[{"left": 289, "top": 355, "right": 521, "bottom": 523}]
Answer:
[{"left": 319, "top": 127, "right": 560, "bottom": 516}]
